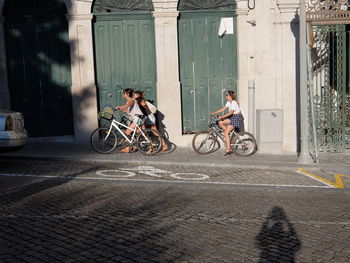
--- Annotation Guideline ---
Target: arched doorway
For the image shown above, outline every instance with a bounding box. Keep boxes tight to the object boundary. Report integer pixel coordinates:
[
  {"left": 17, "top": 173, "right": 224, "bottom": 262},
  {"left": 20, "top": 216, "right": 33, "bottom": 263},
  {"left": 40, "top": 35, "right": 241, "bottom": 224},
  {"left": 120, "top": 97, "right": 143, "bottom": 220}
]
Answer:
[
  {"left": 3, "top": 0, "right": 74, "bottom": 137},
  {"left": 178, "top": 0, "right": 237, "bottom": 133},
  {"left": 92, "top": 0, "right": 157, "bottom": 110}
]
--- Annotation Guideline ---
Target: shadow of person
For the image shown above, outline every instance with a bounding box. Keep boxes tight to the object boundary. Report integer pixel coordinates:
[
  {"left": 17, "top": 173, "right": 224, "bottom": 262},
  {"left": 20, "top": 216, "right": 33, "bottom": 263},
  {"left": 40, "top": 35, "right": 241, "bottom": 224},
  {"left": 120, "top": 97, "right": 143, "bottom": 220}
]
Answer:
[
  {"left": 155, "top": 110, "right": 177, "bottom": 153},
  {"left": 255, "top": 206, "right": 301, "bottom": 263}
]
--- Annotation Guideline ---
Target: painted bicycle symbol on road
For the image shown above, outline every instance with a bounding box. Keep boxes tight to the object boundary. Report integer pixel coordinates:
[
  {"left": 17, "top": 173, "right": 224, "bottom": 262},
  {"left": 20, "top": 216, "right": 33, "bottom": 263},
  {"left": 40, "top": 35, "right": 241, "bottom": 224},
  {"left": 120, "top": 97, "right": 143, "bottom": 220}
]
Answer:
[{"left": 96, "top": 166, "right": 209, "bottom": 181}]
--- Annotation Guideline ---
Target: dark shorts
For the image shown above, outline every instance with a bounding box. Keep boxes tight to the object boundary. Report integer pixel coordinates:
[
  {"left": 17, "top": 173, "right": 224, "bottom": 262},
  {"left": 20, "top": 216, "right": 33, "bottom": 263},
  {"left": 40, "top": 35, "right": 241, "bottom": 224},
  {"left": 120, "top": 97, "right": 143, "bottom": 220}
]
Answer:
[{"left": 229, "top": 114, "right": 244, "bottom": 129}]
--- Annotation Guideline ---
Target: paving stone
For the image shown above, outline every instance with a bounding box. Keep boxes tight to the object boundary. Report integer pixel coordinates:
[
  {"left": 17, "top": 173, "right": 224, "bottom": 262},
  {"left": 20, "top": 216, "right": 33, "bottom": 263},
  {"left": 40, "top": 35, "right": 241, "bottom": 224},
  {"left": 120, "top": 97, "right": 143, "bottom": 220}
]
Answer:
[{"left": 0, "top": 159, "right": 349, "bottom": 262}]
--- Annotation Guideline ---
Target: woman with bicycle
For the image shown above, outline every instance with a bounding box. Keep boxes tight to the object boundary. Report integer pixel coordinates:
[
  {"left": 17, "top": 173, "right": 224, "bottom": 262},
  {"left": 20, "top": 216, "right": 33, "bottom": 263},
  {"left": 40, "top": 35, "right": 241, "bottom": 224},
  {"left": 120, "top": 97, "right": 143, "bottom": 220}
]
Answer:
[
  {"left": 115, "top": 88, "right": 141, "bottom": 153},
  {"left": 115, "top": 88, "right": 134, "bottom": 114},
  {"left": 211, "top": 90, "right": 244, "bottom": 156},
  {"left": 133, "top": 91, "right": 169, "bottom": 152}
]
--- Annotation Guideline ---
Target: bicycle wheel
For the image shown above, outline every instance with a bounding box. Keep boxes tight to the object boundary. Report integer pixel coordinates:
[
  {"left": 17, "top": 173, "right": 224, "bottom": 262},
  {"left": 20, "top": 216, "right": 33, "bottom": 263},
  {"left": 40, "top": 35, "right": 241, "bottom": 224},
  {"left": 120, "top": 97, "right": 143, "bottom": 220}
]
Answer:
[
  {"left": 231, "top": 132, "right": 257, "bottom": 157},
  {"left": 136, "top": 128, "right": 162, "bottom": 155},
  {"left": 90, "top": 127, "right": 118, "bottom": 154},
  {"left": 192, "top": 131, "right": 219, "bottom": 154}
]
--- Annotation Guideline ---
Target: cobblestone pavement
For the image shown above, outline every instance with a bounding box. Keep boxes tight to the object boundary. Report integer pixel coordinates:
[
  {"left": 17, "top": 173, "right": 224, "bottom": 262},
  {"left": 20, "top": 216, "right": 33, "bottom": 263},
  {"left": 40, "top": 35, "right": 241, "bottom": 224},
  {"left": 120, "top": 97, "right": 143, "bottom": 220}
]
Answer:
[
  {"left": 0, "top": 159, "right": 349, "bottom": 262},
  {"left": 0, "top": 158, "right": 334, "bottom": 188}
]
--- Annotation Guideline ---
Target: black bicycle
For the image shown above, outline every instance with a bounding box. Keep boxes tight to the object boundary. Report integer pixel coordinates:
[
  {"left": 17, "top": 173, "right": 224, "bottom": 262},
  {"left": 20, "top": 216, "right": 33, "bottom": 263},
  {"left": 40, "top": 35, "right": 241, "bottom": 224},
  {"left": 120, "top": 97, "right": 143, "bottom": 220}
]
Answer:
[{"left": 192, "top": 115, "right": 257, "bottom": 156}]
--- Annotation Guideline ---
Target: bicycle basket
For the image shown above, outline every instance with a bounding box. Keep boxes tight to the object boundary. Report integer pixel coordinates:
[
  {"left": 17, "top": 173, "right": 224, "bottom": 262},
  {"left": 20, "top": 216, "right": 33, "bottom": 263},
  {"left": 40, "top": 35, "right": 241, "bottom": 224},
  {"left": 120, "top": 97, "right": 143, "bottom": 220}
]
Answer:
[{"left": 98, "top": 106, "right": 114, "bottom": 120}]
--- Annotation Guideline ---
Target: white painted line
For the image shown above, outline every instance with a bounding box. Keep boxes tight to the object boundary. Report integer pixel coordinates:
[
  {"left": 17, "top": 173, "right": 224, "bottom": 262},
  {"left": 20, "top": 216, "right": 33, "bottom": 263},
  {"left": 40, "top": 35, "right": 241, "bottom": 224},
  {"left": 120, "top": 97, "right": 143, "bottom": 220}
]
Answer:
[
  {"left": 296, "top": 170, "right": 335, "bottom": 188},
  {"left": 0, "top": 173, "right": 330, "bottom": 188}
]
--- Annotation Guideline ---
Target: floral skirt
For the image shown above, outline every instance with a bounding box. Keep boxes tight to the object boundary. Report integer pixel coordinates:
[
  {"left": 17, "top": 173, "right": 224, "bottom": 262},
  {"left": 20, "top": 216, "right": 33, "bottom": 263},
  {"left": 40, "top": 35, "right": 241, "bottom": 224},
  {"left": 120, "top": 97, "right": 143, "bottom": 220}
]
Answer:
[{"left": 229, "top": 113, "right": 244, "bottom": 129}]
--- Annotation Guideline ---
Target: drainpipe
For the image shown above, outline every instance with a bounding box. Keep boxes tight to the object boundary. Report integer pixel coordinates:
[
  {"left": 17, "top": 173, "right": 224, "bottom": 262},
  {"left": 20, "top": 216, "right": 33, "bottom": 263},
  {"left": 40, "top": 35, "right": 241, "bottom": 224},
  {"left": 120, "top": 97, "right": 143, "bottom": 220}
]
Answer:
[
  {"left": 298, "top": 0, "right": 314, "bottom": 163},
  {"left": 306, "top": 26, "right": 319, "bottom": 163},
  {"left": 248, "top": 79, "right": 255, "bottom": 133}
]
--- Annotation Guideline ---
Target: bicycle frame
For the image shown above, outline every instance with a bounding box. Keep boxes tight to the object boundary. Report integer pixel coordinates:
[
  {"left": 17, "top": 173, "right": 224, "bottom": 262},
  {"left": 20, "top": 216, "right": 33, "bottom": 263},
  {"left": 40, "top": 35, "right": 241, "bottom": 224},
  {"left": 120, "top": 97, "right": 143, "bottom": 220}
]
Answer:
[
  {"left": 208, "top": 117, "right": 241, "bottom": 146},
  {"left": 105, "top": 118, "right": 147, "bottom": 144}
]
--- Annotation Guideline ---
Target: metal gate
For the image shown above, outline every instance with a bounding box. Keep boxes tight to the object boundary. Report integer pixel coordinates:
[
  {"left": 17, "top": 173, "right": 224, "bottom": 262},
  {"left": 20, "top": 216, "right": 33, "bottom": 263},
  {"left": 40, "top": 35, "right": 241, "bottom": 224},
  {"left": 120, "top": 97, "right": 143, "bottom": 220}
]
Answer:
[
  {"left": 306, "top": 2, "right": 350, "bottom": 154},
  {"left": 178, "top": 1, "right": 237, "bottom": 133},
  {"left": 4, "top": 1, "right": 73, "bottom": 137},
  {"left": 93, "top": 0, "right": 156, "bottom": 110}
]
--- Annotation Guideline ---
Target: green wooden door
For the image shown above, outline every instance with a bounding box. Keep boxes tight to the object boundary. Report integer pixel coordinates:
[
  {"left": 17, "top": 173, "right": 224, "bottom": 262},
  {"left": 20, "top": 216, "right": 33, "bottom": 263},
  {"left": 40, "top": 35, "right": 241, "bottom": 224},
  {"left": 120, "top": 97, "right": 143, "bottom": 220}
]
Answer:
[
  {"left": 93, "top": 14, "right": 157, "bottom": 110},
  {"left": 5, "top": 16, "right": 73, "bottom": 137},
  {"left": 179, "top": 12, "right": 237, "bottom": 133}
]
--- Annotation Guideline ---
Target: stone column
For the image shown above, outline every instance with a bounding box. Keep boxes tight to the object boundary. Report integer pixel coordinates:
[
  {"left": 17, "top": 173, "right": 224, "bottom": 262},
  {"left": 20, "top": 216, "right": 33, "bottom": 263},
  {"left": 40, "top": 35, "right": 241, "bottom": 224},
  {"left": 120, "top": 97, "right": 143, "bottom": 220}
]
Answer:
[
  {"left": 0, "top": 16, "right": 10, "bottom": 109},
  {"left": 152, "top": 1, "right": 186, "bottom": 145},
  {"left": 66, "top": 14, "right": 98, "bottom": 144}
]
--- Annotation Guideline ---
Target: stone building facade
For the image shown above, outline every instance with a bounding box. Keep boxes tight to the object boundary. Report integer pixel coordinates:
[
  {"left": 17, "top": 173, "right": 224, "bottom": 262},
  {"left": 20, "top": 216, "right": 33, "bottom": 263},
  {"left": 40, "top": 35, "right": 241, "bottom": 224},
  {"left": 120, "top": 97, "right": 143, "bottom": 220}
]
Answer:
[{"left": 0, "top": 0, "right": 301, "bottom": 153}]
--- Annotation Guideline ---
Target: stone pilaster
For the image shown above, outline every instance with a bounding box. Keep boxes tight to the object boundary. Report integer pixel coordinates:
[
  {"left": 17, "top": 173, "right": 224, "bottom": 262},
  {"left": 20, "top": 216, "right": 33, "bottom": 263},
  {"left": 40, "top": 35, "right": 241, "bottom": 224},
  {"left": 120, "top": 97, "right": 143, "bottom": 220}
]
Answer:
[
  {"left": 152, "top": 1, "right": 187, "bottom": 145},
  {"left": 273, "top": 0, "right": 299, "bottom": 152},
  {"left": 236, "top": 1, "right": 254, "bottom": 133},
  {"left": 66, "top": 14, "right": 98, "bottom": 143}
]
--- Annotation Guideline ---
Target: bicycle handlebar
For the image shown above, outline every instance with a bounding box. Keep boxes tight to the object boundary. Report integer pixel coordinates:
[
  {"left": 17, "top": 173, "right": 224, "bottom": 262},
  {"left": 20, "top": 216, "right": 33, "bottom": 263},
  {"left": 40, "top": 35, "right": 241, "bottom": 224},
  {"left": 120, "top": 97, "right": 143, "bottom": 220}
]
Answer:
[{"left": 209, "top": 114, "right": 221, "bottom": 122}]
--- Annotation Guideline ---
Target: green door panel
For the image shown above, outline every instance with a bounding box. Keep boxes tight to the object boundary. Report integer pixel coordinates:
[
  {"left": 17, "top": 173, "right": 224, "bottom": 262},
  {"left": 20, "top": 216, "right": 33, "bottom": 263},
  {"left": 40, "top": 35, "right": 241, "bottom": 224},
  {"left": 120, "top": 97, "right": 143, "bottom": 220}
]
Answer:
[
  {"left": 178, "top": 18, "right": 195, "bottom": 132},
  {"left": 5, "top": 17, "right": 73, "bottom": 137},
  {"left": 179, "top": 12, "right": 237, "bottom": 133},
  {"left": 94, "top": 15, "right": 157, "bottom": 112},
  {"left": 94, "top": 21, "right": 115, "bottom": 107},
  {"left": 110, "top": 20, "right": 125, "bottom": 99},
  {"left": 207, "top": 17, "right": 225, "bottom": 110},
  {"left": 193, "top": 17, "right": 208, "bottom": 130}
]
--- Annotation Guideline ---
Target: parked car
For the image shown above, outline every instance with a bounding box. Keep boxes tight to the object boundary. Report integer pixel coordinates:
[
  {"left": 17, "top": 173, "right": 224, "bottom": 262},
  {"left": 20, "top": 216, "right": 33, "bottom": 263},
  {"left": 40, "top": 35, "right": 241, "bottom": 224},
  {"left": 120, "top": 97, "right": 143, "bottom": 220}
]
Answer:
[{"left": 0, "top": 110, "right": 27, "bottom": 149}]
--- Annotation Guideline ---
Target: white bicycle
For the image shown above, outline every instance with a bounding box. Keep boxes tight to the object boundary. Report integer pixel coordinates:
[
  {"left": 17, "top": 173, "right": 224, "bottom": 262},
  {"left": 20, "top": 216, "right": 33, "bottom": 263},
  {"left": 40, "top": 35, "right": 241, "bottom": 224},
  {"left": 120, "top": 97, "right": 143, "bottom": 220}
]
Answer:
[{"left": 90, "top": 107, "right": 162, "bottom": 155}]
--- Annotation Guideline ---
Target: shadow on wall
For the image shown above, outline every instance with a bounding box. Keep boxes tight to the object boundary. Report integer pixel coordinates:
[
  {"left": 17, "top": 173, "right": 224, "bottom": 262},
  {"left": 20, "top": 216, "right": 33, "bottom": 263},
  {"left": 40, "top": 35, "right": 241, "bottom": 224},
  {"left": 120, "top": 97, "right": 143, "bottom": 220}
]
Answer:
[
  {"left": 2, "top": 0, "right": 94, "bottom": 138},
  {"left": 255, "top": 206, "right": 301, "bottom": 263}
]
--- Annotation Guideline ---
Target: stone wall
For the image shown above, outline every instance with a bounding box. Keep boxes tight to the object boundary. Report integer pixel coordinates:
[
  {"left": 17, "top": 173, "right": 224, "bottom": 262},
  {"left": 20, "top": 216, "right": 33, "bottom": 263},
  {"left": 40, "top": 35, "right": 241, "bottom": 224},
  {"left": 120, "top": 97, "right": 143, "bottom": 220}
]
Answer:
[{"left": 0, "top": 0, "right": 301, "bottom": 152}]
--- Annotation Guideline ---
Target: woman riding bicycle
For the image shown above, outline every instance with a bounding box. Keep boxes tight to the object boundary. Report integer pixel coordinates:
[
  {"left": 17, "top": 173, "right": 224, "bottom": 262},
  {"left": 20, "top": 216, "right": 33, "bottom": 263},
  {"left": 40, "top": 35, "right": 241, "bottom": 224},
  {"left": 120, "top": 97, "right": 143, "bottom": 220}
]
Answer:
[{"left": 211, "top": 90, "right": 244, "bottom": 156}]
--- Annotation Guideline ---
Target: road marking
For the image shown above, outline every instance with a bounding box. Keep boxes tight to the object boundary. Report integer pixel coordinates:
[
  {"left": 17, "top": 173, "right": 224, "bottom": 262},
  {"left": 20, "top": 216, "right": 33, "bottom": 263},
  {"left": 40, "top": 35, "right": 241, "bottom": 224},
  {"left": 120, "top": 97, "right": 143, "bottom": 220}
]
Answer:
[
  {"left": 170, "top": 172, "right": 210, "bottom": 180},
  {"left": 120, "top": 166, "right": 170, "bottom": 178},
  {"left": 297, "top": 168, "right": 350, "bottom": 189},
  {"left": 96, "top": 170, "right": 135, "bottom": 178},
  {"left": 95, "top": 166, "right": 210, "bottom": 181},
  {"left": 0, "top": 173, "right": 330, "bottom": 188}
]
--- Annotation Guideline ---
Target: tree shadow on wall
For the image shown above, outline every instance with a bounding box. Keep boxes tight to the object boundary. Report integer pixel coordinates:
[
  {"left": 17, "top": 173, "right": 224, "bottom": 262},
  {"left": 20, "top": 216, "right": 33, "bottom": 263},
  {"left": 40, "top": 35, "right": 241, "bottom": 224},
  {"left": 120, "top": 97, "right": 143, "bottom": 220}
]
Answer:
[
  {"left": 255, "top": 206, "right": 301, "bottom": 263},
  {"left": 3, "top": 0, "right": 93, "bottom": 138}
]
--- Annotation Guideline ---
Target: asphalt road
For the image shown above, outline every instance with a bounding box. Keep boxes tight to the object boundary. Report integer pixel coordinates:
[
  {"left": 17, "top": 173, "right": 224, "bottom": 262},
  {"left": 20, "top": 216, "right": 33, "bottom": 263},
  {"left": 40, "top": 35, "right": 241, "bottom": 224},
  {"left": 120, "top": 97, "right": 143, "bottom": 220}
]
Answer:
[{"left": 0, "top": 158, "right": 349, "bottom": 262}]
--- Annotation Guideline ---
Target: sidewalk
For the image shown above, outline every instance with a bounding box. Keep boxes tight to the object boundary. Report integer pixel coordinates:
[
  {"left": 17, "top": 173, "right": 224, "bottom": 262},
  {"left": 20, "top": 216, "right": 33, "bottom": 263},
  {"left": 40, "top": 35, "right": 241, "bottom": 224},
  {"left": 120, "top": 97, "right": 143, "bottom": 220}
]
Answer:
[{"left": 1, "top": 141, "right": 349, "bottom": 171}]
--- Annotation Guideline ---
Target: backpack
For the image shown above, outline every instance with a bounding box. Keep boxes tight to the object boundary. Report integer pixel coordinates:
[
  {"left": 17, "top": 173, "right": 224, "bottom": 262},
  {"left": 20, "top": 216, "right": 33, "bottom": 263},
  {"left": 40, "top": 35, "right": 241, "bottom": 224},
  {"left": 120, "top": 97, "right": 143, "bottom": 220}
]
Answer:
[{"left": 146, "top": 101, "right": 157, "bottom": 114}]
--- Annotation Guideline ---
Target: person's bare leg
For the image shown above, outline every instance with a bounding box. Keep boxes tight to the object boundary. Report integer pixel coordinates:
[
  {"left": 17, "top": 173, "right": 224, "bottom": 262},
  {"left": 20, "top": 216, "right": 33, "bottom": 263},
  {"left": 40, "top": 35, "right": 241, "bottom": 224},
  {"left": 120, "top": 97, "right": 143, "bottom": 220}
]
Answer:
[
  {"left": 224, "top": 126, "right": 234, "bottom": 154},
  {"left": 219, "top": 119, "right": 230, "bottom": 133},
  {"left": 125, "top": 123, "right": 136, "bottom": 136},
  {"left": 121, "top": 123, "right": 136, "bottom": 152},
  {"left": 218, "top": 120, "right": 226, "bottom": 131}
]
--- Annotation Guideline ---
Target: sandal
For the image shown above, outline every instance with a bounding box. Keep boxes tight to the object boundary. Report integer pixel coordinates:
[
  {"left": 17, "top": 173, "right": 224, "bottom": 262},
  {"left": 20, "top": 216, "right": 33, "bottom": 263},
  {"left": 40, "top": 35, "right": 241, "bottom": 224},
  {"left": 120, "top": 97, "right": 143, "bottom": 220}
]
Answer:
[
  {"left": 161, "top": 146, "right": 169, "bottom": 152},
  {"left": 224, "top": 150, "right": 232, "bottom": 156},
  {"left": 146, "top": 148, "right": 153, "bottom": 154},
  {"left": 120, "top": 146, "right": 131, "bottom": 153},
  {"left": 129, "top": 146, "right": 138, "bottom": 153}
]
